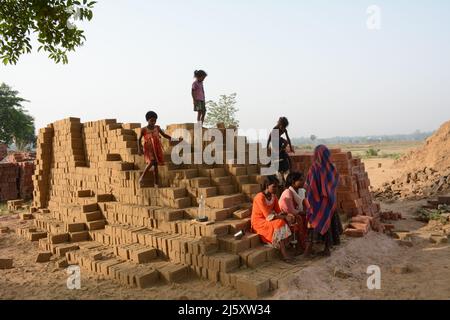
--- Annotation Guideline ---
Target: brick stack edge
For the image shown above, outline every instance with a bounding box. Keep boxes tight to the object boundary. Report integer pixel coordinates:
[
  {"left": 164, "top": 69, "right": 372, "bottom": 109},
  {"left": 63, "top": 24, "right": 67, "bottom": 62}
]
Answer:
[{"left": 0, "top": 149, "right": 36, "bottom": 201}]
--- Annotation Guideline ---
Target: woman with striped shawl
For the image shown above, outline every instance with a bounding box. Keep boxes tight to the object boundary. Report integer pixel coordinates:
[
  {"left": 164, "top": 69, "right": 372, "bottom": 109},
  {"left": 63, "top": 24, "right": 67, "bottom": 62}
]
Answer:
[{"left": 304, "top": 145, "right": 343, "bottom": 257}]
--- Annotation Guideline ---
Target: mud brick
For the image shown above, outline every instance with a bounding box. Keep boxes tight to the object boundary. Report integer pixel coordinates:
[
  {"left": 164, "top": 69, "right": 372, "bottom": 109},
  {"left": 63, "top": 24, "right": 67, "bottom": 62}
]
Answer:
[
  {"left": 86, "top": 219, "right": 106, "bottom": 231},
  {"left": 0, "top": 258, "right": 13, "bottom": 269},
  {"left": 233, "top": 208, "right": 251, "bottom": 219},
  {"left": 135, "top": 268, "right": 159, "bottom": 288},
  {"left": 98, "top": 259, "right": 121, "bottom": 277},
  {"left": 229, "top": 167, "right": 247, "bottom": 176},
  {"left": 229, "top": 218, "right": 251, "bottom": 234},
  {"left": 77, "top": 190, "right": 92, "bottom": 197},
  {"left": 19, "top": 213, "right": 34, "bottom": 221},
  {"left": 219, "top": 272, "right": 231, "bottom": 287},
  {"left": 70, "top": 231, "right": 90, "bottom": 242},
  {"left": 241, "top": 184, "right": 261, "bottom": 194},
  {"left": 55, "top": 244, "right": 79, "bottom": 257},
  {"left": 159, "top": 264, "right": 188, "bottom": 283},
  {"left": 96, "top": 194, "right": 114, "bottom": 202},
  {"left": 236, "top": 275, "right": 270, "bottom": 299},
  {"left": 247, "top": 233, "right": 261, "bottom": 248},
  {"left": 219, "top": 236, "right": 251, "bottom": 254},
  {"left": 246, "top": 249, "right": 267, "bottom": 268},
  {"left": 29, "top": 231, "right": 48, "bottom": 241},
  {"left": 218, "top": 254, "right": 240, "bottom": 273},
  {"left": 116, "top": 244, "right": 133, "bottom": 260},
  {"left": 344, "top": 228, "right": 365, "bottom": 238},
  {"left": 49, "top": 233, "right": 70, "bottom": 244},
  {"left": 261, "top": 246, "right": 278, "bottom": 261},
  {"left": 204, "top": 223, "right": 230, "bottom": 237},
  {"left": 0, "top": 227, "right": 10, "bottom": 234},
  {"left": 82, "top": 203, "right": 99, "bottom": 213},
  {"left": 66, "top": 223, "right": 86, "bottom": 233},
  {"left": 208, "top": 269, "right": 220, "bottom": 282},
  {"left": 130, "top": 248, "right": 157, "bottom": 264},
  {"left": 383, "top": 224, "right": 395, "bottom": 232},
  {"left": 35, "top": 252, "right": 52, "bottom": 263},
  {"left": 57, "top": 258, "right": 69, "bottom": 269},
  {"left": 108, "top": 262, "right": 129, "bottom": 279},
  {"left": 349, "top": 222, "right": 369, "bottom": 233},
  {"left": 84, "top": 211, "right": 103, "bottom": 222}
]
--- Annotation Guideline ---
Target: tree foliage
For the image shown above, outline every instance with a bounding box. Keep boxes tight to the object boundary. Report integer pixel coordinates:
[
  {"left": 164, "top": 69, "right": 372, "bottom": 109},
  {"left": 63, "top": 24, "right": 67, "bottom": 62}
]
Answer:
[
  {"left": 0, "top": 0, "right": 96, "bottom": 65},
  {"left": 205, "top": 93, "right": 239, "bottom": 128},
  {"left": 0, "top": 83, "right": 35, "bottom": 150}
]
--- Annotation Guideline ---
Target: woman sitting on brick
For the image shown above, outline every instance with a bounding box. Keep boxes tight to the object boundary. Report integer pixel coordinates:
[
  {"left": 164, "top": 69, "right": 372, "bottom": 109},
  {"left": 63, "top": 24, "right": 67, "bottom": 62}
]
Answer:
[
  {"left": 304, "top": 145, "right": 343, "bottom": 257},
  {"left": 251, "top": 175, "right": 293, "bottom": 262},
  {"left": 279, "top": 172, "right": 309, "bottom": 255}
]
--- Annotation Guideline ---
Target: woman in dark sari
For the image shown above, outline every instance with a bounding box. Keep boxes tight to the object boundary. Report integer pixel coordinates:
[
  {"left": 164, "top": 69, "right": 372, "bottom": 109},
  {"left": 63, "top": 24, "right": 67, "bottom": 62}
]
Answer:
[{"left": 304, "top": 145, "right": 343, "bottom": 257}]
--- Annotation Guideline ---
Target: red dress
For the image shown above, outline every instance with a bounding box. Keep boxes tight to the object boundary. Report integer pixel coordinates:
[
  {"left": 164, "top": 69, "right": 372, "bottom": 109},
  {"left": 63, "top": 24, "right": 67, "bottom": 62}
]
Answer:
[
  {"left": 251, "top": 193, "right": 291, "bottom": 248},
  {"left": 142, "top": 126, "right": 165, "bottom": 165}
]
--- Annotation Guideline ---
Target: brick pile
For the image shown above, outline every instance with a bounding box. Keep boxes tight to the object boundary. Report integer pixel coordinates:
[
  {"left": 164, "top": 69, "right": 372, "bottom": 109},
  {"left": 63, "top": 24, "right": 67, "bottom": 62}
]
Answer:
[
  {"left": 0, "top": 148, "right": 35, "bottom": 201},
  {"left": 0, "top": 163, "right": 19, "bottom": 200},
  {"left": 0, "top": 144, "right": 7, "bottom": 161},
  {"left": 17, "top": 118, "right": 381, "bottom": 298}
]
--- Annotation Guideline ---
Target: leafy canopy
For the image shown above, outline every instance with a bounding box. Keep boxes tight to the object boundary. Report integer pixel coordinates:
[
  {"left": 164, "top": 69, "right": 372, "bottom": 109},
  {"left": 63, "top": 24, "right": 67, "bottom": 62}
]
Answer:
[
  {"left": 205, "top": 93, "right": 240, "bottom": 128},
  {"left": 0, "top": 83, "right": 35, "bottom": 150},
  {"left": 0, "top": 0, "right": 96, "bottom": 65}
]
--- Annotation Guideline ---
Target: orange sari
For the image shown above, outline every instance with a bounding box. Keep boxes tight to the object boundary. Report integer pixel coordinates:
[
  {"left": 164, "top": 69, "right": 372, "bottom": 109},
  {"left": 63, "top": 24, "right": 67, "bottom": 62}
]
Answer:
[{"left": 251, "top": 192, "right": 291, "bottom": 248}]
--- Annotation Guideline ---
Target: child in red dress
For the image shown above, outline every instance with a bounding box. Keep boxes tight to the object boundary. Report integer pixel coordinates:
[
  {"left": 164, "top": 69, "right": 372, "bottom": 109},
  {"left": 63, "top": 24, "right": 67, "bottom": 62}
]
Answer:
[{"left": 138, "top": 111, "right": 180, "bottom": 188}]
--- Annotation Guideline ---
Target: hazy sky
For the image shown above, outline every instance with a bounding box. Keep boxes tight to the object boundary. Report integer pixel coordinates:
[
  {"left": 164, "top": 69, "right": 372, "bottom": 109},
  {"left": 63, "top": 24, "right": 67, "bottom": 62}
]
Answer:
[{"left": 2, "top": 0, "right": 450, "bottom": 138}]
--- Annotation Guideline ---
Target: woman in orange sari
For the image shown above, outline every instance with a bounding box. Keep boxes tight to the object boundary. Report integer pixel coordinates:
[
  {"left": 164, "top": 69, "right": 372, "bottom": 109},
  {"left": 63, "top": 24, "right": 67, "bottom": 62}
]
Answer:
[{"left": 251, "top": 175, "right": 293, "bottom": 262}]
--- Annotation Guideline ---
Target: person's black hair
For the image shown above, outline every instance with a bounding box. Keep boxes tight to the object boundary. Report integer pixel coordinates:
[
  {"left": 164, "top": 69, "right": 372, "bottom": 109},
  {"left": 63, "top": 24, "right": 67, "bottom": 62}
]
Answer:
[
  {"left": 285, "top": 172, "right": 304, "bottom": 188},
  {"left": 145, "top": 111, "right": 158, "bottom": 121},
  {"left": 194, "top": 70, "right": 208, "bottom": 78},
  {"left": 278, "top": 117, "right": 289, "bottom": 128},
  {"left": 262, "top": 175, "right": 280, "bottom": 190}
]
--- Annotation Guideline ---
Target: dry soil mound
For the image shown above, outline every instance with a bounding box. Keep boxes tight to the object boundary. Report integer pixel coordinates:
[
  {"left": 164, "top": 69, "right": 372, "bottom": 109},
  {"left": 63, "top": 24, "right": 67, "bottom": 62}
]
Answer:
[{"left": 376, "top": 120, "right": 450, "bottom": 200}]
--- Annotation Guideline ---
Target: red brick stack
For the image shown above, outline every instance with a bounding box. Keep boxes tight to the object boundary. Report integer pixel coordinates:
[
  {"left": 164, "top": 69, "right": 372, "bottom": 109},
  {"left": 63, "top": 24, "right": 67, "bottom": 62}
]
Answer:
[
  {"left": 0, "top": 150, "right": 36, "bottom": 201},
  {"left": 290, "top": 149, "right": 382, "bottom": 237},
  {"left": 0, "top": 144, "right": 7, "bottom": 161},
  {"left": 0, "top": 163, "right": 19, "bottom": 201}
]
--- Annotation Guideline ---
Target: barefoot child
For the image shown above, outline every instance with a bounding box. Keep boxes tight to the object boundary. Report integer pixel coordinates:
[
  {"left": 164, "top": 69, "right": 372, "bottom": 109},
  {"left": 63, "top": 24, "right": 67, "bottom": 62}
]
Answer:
[
  {"left": 267, "top": 117, "right": 295, "bottom": 185},
  {"left": 192, "top": 70, "right": 208, "bottom": 124},
  {"left": 138, "top": 111, "right": 178, "bottom": 188}
]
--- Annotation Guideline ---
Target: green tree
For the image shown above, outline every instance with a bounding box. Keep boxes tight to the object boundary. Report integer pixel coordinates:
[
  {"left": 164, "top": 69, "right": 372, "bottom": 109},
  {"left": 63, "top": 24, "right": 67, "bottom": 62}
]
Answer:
[
  {"left": 205, "top": 93, "right": 240, "bottom": 128},
  {"left": 0, "top": 83, "right": 35, "bottom": 150},
  {"left": 0, "top": 0, "right": 96, "bottom": 65}
]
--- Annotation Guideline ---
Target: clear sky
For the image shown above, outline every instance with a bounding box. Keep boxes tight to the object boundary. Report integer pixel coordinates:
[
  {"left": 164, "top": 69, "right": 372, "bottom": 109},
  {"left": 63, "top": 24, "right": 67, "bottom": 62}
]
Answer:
[{"left": 2, "top": 0, "right": 450, "bottom": 138}]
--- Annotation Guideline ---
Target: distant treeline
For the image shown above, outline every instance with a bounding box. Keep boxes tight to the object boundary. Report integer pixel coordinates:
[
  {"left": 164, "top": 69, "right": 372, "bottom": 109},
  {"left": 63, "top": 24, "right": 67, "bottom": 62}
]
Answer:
[{"left": 291, "top": 131, "right": 434, "bottom": 146}]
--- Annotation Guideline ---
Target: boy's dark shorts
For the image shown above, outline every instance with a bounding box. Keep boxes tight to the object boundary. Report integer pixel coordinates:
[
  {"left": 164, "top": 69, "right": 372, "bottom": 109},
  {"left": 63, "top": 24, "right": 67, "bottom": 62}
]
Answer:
[{"left": 194, "top": 100, "right": 206, "bottom": 112}]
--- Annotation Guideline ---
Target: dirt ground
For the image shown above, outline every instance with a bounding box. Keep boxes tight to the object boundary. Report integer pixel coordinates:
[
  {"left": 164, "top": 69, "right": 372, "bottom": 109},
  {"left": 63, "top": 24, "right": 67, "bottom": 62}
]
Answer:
[{"left": 1, "top": 197, "right": 449, "bottom": 300}]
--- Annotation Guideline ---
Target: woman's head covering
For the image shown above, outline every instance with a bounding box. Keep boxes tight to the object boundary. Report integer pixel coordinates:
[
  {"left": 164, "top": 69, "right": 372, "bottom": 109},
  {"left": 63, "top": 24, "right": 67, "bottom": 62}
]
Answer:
[{"left": 305, "top": 145, "right": 339, "bottom": 235}]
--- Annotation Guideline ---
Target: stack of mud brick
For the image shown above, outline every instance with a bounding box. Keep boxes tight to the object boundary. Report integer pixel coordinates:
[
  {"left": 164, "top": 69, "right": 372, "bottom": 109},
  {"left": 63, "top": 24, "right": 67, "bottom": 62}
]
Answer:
[
  {"left": 0, "top": 148, "right": 35, "bottom": 201},
  {"left": 20, "top": 118, "right": 381, "bottom": 298},
  {"left": 291, "top": 149, "right": 381, "bottom": 237},
  {"left": 0, "top": 162, "right": 19, "bottom": 200},
  {"left": 0, "top": 143, "right": 7, "bottom": 161}
]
